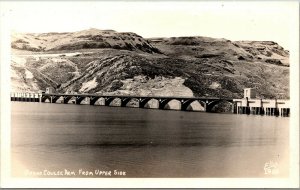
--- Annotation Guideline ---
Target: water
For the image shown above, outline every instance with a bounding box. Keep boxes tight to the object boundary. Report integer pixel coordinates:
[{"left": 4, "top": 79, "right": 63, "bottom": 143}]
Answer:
[{"left": 11, "top": 102, "right": 289, "bottom": 178}]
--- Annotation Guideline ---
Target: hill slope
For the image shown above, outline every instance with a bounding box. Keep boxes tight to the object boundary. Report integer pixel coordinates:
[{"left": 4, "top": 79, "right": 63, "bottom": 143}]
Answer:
[
  {"left": 11, "top": 28, "right": 160, "bottom": 53},
  {"left": 11, "top": 29, "right": 289, "bottom": 99}
]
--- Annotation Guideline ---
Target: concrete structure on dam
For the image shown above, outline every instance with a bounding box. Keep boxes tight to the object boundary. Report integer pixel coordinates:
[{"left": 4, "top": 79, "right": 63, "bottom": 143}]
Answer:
[
  {"left": 233, "top": 88, "right": 290, "bottom": 117},
  {"left": 10, "top": 88, "right": 290, "bottom": 116}
]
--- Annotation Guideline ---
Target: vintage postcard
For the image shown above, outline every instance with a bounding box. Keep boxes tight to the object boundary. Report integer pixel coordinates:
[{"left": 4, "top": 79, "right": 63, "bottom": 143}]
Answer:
[{"left": 0, "top": 0, "right": 299, "bottom": 188}]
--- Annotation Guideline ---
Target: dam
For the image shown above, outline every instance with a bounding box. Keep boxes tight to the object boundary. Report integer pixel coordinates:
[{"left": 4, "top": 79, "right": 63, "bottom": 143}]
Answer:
[
  {"left": 10, "top": 88, "right": 290, "bottom": 116},
  {"left": 233, "top": 88, "right": 290, "bottom": 117}
]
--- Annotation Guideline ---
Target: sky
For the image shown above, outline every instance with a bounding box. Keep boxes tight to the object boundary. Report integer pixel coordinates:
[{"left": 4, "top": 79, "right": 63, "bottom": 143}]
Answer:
[{"left": 1, "top": 1, "right": 298, "bottom": 50}]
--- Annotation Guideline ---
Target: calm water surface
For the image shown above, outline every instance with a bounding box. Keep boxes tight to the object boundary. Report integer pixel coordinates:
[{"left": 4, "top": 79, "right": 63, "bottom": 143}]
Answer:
[{"left": 11, "top": 102, "right": 289, "bottom": 177}]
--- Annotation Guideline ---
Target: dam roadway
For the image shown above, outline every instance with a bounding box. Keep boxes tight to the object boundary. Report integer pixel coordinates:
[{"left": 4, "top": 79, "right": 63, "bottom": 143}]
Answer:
[{"left": 10, "top": 92, "right": 290, "bottom": 116}]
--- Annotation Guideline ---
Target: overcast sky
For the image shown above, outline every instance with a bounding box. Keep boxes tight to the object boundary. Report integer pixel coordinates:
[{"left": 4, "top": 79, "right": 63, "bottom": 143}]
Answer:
[{"left": 2, "top": 1, "right": 298, "bottom": 50}]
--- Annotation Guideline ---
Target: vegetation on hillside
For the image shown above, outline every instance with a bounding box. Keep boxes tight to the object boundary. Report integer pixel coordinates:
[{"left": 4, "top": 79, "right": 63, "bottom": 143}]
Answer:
[{"left": 11, "top": 29, "right": 290, "bottom": 102}]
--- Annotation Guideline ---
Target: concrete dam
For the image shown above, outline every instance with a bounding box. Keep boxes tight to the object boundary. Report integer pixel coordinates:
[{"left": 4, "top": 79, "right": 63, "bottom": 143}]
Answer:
[{"left": 10, "top": 88, "right": 290, "bottom": 117}]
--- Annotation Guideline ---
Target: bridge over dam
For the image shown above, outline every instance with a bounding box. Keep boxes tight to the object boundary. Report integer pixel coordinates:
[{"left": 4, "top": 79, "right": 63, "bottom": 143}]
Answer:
[
  {"left": 10, "top": 92, "right": 233, "bottom": 112},
  {"left": 10, "top": 90, "right": 290, "bottom": 116}
]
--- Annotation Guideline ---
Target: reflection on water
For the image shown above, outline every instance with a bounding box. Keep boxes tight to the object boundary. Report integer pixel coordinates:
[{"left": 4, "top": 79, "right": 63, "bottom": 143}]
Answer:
[{"left": 11, "top": 102, "right": 289, "bottom": 177}]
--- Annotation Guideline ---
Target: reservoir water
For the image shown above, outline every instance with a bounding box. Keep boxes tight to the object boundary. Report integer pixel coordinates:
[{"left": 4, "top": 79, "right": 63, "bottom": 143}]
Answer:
[{"left": 11, "top": 102, "right": 289, "bottom": 178}]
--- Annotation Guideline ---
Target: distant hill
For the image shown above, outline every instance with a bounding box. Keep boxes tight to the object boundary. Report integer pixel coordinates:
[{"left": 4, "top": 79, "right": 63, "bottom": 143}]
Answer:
[
  {"left": 11, "top": 28, "right": 161, "bottom": 53},
  {"left": 148, "top": 36, "right": 289, "bottom": 66},
  {"left": 11, "top": 28, "right": 289, "bottom": 101}
]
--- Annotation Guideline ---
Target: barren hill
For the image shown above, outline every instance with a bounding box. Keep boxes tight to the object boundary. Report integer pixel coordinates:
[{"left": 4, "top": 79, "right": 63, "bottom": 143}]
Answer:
[
  {"left": 11, "top": 28, "right": 160, "bottom": 53},
  {"left": 11, "top": 28, "right": 289, "bottom": 101}
]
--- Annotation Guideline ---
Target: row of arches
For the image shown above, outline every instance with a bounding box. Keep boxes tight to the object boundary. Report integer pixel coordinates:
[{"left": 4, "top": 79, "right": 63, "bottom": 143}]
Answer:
[{"left": 42, "top": 95, "right": 233, "bottom": 112}]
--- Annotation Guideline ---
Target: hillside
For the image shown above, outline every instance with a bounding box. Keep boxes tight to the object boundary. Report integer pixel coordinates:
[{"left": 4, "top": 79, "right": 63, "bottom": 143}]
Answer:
[
  {"left": 11, "top": 28, "right": 160, "bottom": 53},
  {"left": 11, "top": 28, "right": 289, "bottom": 101}
]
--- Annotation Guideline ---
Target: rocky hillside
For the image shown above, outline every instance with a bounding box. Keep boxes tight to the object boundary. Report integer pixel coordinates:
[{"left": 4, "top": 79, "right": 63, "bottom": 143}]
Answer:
[
  {"left": 11, "top": 28, "right": 160, "bottom": 53},
  {"left": 11, "top": 28, "right": 289, "bottom": 100}
]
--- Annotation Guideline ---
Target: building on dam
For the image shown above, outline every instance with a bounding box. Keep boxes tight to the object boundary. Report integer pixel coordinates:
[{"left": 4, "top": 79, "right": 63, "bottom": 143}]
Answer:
[{"left": 233, "top": 88, "right": 290, "bottom": 117}]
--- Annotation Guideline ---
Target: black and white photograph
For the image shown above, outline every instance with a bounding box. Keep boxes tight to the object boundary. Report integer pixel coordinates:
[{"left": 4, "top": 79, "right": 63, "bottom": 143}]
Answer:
[{"left": 0, "top": 0, "right": 299, "bottom": 188}]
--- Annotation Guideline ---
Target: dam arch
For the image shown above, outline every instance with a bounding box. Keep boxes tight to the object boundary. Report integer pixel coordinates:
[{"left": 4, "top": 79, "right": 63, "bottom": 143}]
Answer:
[
  {"left": 186, "top": 100, "right": 205, "bottom": 111},
  {"left": 142, "top": 98, "right": 159, "bottom": 109},
  {"left": 206, "top": 99, "right": 233, "bottom": 112},
  {"left": 162, "top": 99, "right": 181, "bottom": 110},
  {"left": 125, "top": 98, "right": 140, "bottom": 108},
  {"left": 105, "top": 97, "right": 122, "bottom": 107}
]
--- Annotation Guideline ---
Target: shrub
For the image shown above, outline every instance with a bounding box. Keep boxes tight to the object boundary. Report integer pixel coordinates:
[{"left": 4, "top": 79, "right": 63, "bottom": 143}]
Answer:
[{"left": 110, "top": 80, "right": 123, "bottom": 91}]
